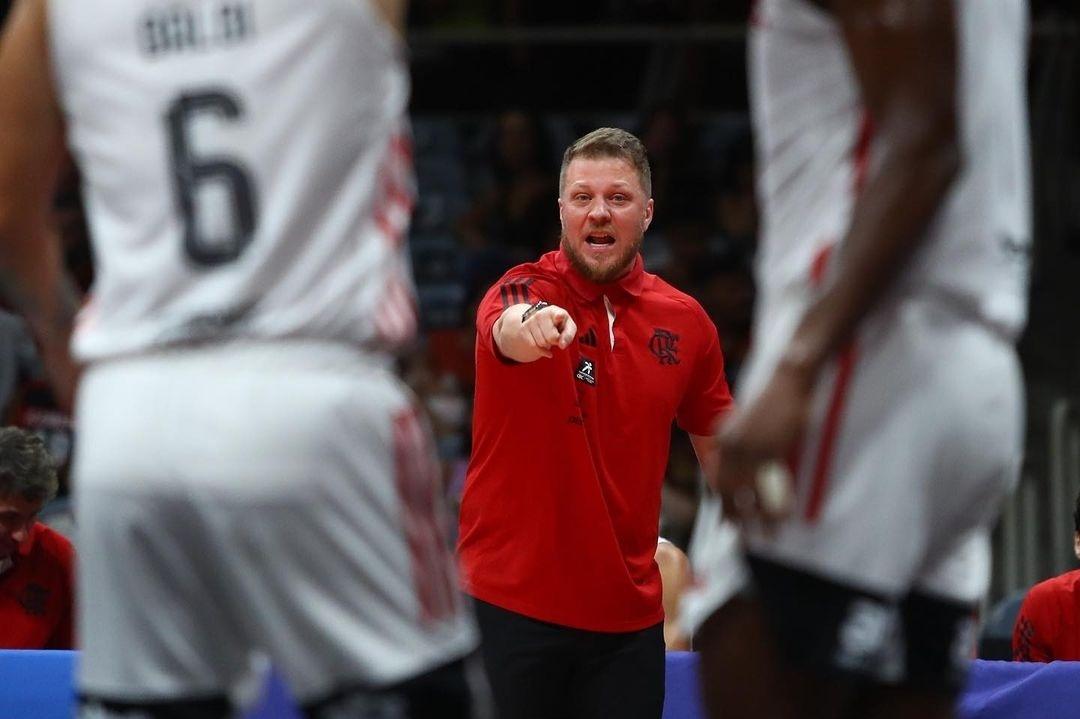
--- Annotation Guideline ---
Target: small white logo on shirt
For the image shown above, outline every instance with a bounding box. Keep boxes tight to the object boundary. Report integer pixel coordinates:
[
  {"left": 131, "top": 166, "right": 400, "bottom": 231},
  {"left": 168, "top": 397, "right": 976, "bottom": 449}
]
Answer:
[{"left": 575, "top": 357, "right": 596, "bottom": 386}]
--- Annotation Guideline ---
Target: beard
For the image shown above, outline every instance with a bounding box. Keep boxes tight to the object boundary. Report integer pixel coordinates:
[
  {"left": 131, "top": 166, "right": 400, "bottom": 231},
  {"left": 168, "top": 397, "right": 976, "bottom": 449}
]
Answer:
[{"left": 560, "top": 232, "right": 643, "bottom": 284}]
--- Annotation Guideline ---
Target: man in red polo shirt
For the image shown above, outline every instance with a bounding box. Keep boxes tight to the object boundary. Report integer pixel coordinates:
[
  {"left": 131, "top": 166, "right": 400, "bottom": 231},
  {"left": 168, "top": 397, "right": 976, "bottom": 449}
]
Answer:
[
  {"left": 0, "top": 426, "right": 74, "bottom": 649},
  {"left": 458, "top": 127, "right": 733, "bottom": 719},
  {"left": 1012, "top": 488, "right": 1080, "bottom": 662}
]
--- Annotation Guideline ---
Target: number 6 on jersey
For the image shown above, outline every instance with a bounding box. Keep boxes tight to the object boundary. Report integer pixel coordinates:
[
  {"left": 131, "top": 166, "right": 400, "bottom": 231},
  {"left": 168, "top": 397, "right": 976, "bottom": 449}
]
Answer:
[{"left": 165, "top": 90, "right": 258, "bottom": 267}]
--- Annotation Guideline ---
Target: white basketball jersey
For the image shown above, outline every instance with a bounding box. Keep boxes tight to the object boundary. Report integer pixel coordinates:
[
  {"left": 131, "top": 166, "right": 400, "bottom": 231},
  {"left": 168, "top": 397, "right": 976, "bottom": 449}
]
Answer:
[
  {"left": 48, "top": 0, "right": 418, "bottom": 361},
  {"left": 750, "top": 0, "right": 1031, "bottom": 340}
]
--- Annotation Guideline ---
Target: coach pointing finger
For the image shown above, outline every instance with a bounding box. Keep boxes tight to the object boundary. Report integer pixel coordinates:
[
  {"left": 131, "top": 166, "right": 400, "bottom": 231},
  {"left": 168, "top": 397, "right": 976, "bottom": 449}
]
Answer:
[
  {"left": 494, "top": 301, "right": 578, "bottom": 361},
  {"left": 458, "top": 128, "right": 734, "bottom": 719}
]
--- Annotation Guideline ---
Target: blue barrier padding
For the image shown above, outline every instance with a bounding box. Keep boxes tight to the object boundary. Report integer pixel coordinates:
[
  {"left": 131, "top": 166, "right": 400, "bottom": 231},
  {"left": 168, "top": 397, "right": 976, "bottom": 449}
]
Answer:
[
  {"left": 958, "top": 660, "right": 1080, "bottom": 719},
  {"left": 4, "top": 650, "right": 1080, "bottom": 719},
  {"left": 664, "top": 651, "right": 705, "bottom": 719},
  {"left": 243, "top": 666, "right": 304, "bottom": 719},
  {"left": 0, "top": 650, "right": 75, "bottom": 719}
]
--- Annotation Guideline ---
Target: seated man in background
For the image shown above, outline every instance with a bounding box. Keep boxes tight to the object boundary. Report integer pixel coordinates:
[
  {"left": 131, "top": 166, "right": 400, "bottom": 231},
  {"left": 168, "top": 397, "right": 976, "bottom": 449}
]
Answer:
[
  {"left": 0, "top": 426, "right": 73, "bottom": 649},
  {"left": 1013, "top": 489, "right": 1080, "bottom": 661}
]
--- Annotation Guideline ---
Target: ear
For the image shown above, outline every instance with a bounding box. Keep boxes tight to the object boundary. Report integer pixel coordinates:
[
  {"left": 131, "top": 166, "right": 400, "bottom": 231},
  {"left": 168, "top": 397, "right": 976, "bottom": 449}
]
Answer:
[
  {"left": 1074, "top": 532, "right": 1080, "bottom": 561},
  {"left": 642, "top": 198, "right": 654, "bottom": 232},
  {"left": 558, "top": 197, "right": 565, "bottom": 226}
]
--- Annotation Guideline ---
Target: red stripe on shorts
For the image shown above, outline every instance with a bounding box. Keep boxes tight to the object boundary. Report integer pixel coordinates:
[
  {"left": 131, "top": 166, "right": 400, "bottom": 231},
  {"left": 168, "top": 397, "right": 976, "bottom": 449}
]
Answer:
[
  {"left": 804, "top": 342, "right": 857, "bottom": 522},
  {"left": 393, "top": 409, "right": 458, "bottom": 625},
  {"left": 800, "top": 111, "right": 873, "bottom": 522}
]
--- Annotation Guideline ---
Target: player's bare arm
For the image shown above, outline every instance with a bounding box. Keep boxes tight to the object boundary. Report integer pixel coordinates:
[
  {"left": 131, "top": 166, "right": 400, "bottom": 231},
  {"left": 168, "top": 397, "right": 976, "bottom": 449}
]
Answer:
[
  {"left": 0, "top": 0, "right": 81, "bottom": 412},
  {"left": 370, "top": 0, "right": 408, "bottom": 37},
  {"left": 493, "top": 302, "right": 578, "bottom": 363},
  {"left": 717, "top": 0, "right": 960, "bottom": 521}
]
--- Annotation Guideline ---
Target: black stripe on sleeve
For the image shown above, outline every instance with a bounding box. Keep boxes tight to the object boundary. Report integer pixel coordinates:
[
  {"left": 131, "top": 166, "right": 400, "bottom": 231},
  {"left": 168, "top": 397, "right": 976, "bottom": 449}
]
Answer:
[{"left": 498, "top": 278, "right": 539, "bottom": 309}]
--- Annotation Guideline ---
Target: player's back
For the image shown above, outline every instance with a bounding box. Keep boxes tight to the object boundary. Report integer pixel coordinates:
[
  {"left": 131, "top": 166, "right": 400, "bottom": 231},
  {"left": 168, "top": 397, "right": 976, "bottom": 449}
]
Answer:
[
  {"left": 49, "top": 0, "right": 417, "bottom": 361},
  {"left": 750, "top": 0, "right": 1031, "bottom": 340}
]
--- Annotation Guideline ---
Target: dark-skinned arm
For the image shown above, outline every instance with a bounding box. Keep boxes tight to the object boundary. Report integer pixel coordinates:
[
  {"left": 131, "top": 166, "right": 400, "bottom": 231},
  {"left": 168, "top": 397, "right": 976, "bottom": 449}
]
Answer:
[
  {"left": 782, "top": 0, "right": 960, "bottom": 384},
  {"left": 716, "top": 0, "right": 961, "bottom": 521},
  {"left": 0, "top": 0, "right": 81, "bottom": 412}
]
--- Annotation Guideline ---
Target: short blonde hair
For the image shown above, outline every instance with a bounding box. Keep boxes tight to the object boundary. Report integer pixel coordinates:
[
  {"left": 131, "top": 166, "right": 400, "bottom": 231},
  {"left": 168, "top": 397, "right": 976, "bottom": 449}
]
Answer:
[{"left": 559, "top": 127, "right": 652, "bottom": 197}]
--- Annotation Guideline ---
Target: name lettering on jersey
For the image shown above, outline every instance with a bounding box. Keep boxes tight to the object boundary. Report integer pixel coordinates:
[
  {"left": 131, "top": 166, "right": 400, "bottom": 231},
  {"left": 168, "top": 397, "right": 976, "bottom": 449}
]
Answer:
[
  {"left": 575, "top": 357, "right": 597, "bottom": 386},
  {"left": 159, "top": 301, "right": 256, "bottom": 344},
  {"left": 140, "top": 2, "right": 255, "bottom": 59},
  {"left": 648, "top": 328, "right": 680, "bottom": 365}
]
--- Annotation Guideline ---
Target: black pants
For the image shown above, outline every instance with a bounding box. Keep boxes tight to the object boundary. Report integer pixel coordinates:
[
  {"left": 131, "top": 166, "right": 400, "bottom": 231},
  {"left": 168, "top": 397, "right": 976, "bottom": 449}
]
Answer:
[{"left": 473, "top": 598, "right": 665, "bottom": 719}]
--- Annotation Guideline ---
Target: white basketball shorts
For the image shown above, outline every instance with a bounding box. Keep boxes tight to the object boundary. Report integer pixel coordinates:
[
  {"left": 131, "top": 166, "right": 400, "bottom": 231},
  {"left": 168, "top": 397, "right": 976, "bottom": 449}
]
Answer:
[
  {"left": 739, "top": 294, "right": 1022, "bottom": 605},
  {"left": 73, "top": 342, "right": 477, "bottom": 704}
]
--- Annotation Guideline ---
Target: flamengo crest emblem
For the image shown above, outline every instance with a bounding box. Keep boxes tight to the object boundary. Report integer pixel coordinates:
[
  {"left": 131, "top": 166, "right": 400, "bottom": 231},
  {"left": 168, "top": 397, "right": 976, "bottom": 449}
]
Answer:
[
  {"left": 19, "top": 583, "right": 50, "bottom": 617},
  {"left": 649, "top": 328, "right": 680, "bottom": 365}
]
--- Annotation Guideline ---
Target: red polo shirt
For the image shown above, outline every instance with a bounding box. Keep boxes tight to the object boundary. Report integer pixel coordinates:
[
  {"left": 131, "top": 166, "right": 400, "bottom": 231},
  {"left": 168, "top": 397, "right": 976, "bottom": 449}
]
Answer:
[
  {"left": 1013, "top": 569, "right": 1080, "bottom": 661},
  {"left": 0, "top": 522, "right": 75, "bottom": 649},
  {"left": 458, "top": 250, "right": 733, "bottom": 632}
]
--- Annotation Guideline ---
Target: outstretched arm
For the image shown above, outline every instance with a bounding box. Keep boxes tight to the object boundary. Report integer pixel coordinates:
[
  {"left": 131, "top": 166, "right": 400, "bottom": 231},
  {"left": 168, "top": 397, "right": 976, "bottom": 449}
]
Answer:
[
  {"left": 0, "top": 0, "right": 81, "bottom": 412},
  {"left": 493, "top": 303, "right": 578, "bottom": 363}
]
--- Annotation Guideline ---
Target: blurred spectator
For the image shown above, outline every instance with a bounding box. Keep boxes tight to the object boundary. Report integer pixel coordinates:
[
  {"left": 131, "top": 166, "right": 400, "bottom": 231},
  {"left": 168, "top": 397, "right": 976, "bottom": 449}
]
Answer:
[
  {"left": 1012, "top": 488, "right": 1080, "bottom": 661},
  {"left": 640, "top": 107, "right": 709, "bottom": 230},
  {"left": 693, "top": 255, "right": 754, "bottom": 390},
  {"left": 0, "top": 311, "right": 36, "bottom": 421},
  {"left": 707, "top": 131, "right": 756, "bottom": 261},
  {"left": 7, "top": 379, "right": 73, "bottom": 496},
  {"left": 651, "top": 220, "right": 711, "bottom": 288},
  {"left": 459, "top": 110, "right": 560, "bottom": 261},
  {"left": 0, "top": 427, "right": 74, "bottom": 650}
]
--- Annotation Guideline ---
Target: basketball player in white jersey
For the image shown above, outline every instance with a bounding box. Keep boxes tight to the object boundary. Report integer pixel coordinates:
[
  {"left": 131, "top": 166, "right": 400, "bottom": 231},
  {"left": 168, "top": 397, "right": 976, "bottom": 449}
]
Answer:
[
  {"left": 0, "top": 1, "right": 483, "bottom": 717},
  {"left": 694, "top": 1, "right": 1030, "bottom": 718}
]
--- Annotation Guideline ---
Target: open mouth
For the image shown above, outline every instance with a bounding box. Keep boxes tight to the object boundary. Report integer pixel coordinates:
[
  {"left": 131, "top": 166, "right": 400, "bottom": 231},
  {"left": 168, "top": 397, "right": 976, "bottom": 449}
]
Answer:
[{"left": 587, "top": 234, "right": 616, "bottom": 246}]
